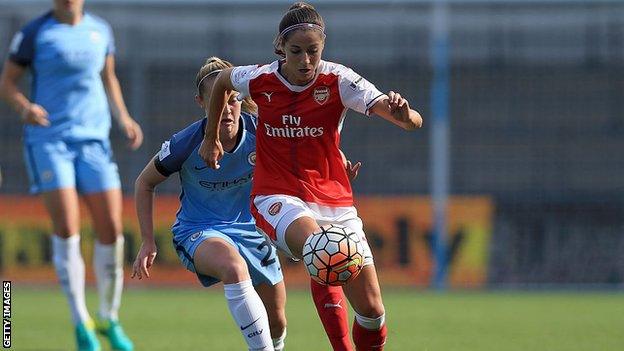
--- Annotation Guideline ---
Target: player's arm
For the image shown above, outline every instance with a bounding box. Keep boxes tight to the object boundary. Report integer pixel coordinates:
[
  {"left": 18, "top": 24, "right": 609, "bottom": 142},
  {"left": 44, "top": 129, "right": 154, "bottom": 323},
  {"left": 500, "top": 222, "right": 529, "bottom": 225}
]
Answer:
[
  {"left": 101, "top": 54, "right": 143, "bottom": 150},
  {"left": 0, "top": 59, "right": 49, "bottom": 126},
  {"left": 370, "top": 91, "right": 423, "bottom": 131},
  {"left": 132, "top": 156, "right": 168, "bottom": 279},
  {"left": 198, "top": 67, "right": 236, "bottom": 169}
]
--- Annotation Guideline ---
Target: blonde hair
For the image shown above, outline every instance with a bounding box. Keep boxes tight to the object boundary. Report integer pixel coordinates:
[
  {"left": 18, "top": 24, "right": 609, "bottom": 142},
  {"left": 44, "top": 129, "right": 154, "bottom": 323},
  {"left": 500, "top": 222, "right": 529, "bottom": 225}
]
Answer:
[{"left": 195, "top": 56, "right": 257, "bottom": 115}]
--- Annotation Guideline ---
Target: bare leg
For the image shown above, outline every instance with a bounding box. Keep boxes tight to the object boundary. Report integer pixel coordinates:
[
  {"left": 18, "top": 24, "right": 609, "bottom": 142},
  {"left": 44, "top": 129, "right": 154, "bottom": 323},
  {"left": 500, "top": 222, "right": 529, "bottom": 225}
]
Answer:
[
  {"left": 83, "top": 188, "right": 122, "bottom": 244},
  {"left": 256, "top": 281, "right": 287, "bottom": 350},
  {"left": 42, "top": 187, "right": 80, "bottom": 238},
  {"left": 284, "top": 216, "right": 320, "bottom": 258},
  {"left": 255, "top": 281, "right": 287, "bottom": 338}
]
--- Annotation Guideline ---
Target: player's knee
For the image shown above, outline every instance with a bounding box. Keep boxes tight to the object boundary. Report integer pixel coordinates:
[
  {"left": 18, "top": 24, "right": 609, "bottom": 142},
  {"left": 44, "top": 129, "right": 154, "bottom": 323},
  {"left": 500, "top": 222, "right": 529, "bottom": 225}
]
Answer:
[
  {"left": 53, "top": 223, "right": 76, "bottom": 237},
  {"left": 285, "top": 216, "right": 319, "bottom": 258},
  {"left": 110, "top": 220, "right": 123, "bottom": 237},
  {"left": 219, "top": 256, "right": 250, "bottom": 284},
  {"left": 95, "top": 216, "right": 123, "bottom": 240}
]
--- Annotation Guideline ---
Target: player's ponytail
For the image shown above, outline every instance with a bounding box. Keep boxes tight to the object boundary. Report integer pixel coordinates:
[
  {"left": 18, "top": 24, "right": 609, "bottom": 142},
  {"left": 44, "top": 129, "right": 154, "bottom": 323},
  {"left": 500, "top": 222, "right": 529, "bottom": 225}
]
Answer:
[
  {"left": 274, "top": 2, "right": 325, "bottom": 57},
  {"left": 195, "top": 57, "right": 257, "bottom": 115}
]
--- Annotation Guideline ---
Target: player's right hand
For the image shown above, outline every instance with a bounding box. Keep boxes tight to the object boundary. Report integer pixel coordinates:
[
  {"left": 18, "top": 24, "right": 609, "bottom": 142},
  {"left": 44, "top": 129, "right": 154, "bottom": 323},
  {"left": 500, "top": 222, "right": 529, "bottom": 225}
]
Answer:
[
  {"left": 21, "top": 103, "right": 49, "bottom": 127},
  {"left": 132, "top": 240, "right": 158, "bottom": 280},
  {"left": 198, "top": 137, "right": 224, "bottom": 169}
]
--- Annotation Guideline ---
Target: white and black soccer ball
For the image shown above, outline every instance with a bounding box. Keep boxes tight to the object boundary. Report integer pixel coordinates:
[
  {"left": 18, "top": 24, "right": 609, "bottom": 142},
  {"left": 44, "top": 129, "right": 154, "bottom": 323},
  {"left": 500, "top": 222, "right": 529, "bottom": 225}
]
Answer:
[{"left": 302, "top": 224, "right": 364, "bottom": 286}]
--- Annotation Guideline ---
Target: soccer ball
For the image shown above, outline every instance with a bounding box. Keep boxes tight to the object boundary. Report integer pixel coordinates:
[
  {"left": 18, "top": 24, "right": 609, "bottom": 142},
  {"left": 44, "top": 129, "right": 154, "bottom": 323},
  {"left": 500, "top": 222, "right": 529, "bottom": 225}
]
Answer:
[{"left": 302, "top": 224, "right": 364, "bottom": 286}]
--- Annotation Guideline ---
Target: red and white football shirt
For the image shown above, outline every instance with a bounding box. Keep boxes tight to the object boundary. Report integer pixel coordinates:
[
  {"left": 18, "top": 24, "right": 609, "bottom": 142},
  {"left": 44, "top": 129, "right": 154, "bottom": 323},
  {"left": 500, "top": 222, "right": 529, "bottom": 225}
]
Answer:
[{"left": 231, "top": 60, "right": 386, "bottom": 207}]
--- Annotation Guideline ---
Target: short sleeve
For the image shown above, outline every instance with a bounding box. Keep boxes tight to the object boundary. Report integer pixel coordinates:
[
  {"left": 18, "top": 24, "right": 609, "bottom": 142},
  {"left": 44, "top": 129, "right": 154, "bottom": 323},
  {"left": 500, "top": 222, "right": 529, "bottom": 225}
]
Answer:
[
  {"left": 153, "top": 139, "right": 179, "bottom": 176},
  {"left": 9, "top": 12, "right": 52, "bottom": 67},
  {"left": 105, "top": 22, "right": 115, "bottom": 55},
  {"left": 338, "top": 68, "right": 386, "bottom": 116},
  {"left": 8, "top": 30, "right": 35, "bottom": 67},
  {"left": 153, "top": 119, "right": 206, "bottom": 176},
  {"left": 231, "top": 64, "right": 260, "bottom": 99},
  {"left": 154, "top": 135, "right": 190, "bottom": 176}
]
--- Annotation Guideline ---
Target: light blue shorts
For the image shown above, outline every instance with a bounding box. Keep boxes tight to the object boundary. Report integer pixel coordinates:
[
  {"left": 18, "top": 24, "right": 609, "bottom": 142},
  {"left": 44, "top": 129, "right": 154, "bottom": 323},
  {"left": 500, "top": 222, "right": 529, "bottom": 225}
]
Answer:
[
  {"left": 23, "top": 140, "right": 121, "bottom": 194},
  {"left": 173, "top": 224, "right": 283, "bottom": 288}
]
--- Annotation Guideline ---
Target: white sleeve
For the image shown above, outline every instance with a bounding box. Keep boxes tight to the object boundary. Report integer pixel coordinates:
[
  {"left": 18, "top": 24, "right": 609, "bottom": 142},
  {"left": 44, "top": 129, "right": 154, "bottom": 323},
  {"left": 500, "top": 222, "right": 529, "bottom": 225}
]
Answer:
[
  {"left": 338, "top": 68, "right": 387, "bottom": 116},
  {"left": 231, "top": 64, "right": 260, "bottom": 99},
  {"left": 8, "top": 32, "right": 24, "bottom": 55}
]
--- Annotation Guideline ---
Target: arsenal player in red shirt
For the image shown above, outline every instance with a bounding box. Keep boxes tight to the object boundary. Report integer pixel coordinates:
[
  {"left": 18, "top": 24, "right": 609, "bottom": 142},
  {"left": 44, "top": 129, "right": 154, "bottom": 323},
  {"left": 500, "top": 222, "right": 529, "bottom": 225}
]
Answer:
[{"left": 200, "top": 3, "right": 422, "bottom": 350}]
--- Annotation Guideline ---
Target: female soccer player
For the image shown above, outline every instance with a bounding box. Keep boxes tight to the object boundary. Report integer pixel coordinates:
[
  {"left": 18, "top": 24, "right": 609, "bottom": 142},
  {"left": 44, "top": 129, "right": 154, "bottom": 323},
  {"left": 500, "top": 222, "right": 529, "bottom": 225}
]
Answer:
[
  {"left": 199, "top": 3, "right": 423, "bottom": 350},
  {"left": 0, "top": 1, "right": 141, "bottom": 350},
  {"left": 132, "top": 57, "right": 287, "bottom": 351}
]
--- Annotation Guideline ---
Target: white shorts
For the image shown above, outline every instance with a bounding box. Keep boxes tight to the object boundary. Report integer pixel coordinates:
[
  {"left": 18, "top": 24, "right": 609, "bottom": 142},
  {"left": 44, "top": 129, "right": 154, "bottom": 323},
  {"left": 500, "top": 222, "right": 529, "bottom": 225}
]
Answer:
[{"left": 251, "top": 194, "right": 374, "bottom": 266}]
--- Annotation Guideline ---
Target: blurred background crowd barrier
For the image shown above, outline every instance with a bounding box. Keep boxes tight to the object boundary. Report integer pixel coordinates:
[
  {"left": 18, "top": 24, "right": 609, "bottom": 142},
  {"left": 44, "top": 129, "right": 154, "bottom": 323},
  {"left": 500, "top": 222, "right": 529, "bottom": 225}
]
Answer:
[{"left": 1, "top": 0, "right": 622, "bottom": 288}]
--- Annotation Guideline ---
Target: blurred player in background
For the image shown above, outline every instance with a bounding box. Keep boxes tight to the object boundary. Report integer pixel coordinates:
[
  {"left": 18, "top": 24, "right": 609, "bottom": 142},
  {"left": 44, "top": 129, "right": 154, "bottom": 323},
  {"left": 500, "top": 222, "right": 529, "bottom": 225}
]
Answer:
[
  {"left": 199, "top": 2, "right": 422, "bottom": 350},
  {"left": 132, "top": 57, "right": 286, "bottom": 351},
  {"left": 0, "top": 1, "right": 142, "bottom": 350}
]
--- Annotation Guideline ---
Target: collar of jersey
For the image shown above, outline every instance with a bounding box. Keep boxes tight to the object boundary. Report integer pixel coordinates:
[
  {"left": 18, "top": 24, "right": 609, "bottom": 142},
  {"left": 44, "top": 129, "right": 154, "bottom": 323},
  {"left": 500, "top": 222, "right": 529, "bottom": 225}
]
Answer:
[
  {"left": 49, "top": 11, "right": 88, "bottom": 27},
  {"left": 274, "top": 59, "right": 324, "bottom": 93}
]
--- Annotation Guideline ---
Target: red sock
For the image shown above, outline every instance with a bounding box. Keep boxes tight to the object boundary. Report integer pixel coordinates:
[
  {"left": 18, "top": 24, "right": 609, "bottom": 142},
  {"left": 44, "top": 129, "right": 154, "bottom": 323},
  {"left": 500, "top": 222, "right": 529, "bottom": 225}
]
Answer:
[
  {"left": 310, "top": 279, "right": 353, "bottom": 351},
  {"left": 353, "top": 320, "right": 387, "bottom": 351}
]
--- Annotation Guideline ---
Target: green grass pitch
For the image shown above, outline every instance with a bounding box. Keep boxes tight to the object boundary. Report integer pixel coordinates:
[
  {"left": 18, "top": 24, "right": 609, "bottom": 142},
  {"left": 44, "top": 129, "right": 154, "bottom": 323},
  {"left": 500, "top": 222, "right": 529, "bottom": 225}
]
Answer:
[{"left": 10, "top": 287, "right": 624, "bottom": 350}]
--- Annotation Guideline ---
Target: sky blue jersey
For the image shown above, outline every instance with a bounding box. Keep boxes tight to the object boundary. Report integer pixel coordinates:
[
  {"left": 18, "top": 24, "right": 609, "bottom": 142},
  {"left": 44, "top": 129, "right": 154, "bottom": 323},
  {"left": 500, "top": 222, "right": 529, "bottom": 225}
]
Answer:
[
  {"left": 8, "top": 11, "right": 115, "bottom": 144},
  {"left": 155, "top": 113, "right": 258, "bottom": 237}
]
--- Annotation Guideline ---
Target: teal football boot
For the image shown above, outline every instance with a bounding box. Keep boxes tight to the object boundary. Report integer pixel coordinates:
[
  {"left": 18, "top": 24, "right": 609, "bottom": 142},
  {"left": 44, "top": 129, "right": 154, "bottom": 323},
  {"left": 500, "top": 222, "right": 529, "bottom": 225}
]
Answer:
[
  {"left": 75, "top": 319, "right": 101, "bottom": 351},
  {"left": 95, "top": 317, "right": 134, "bottom": 351}
]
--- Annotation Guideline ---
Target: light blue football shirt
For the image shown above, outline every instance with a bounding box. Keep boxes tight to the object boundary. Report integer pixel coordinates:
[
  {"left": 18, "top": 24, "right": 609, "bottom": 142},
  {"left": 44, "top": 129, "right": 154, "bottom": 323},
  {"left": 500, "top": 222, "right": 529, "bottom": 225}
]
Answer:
[
  {"left": 9, "top": 11, "right": 115, "bottom": 143},
  {"left": 154, "top": 113, "right": 258, "bottom": 238}
]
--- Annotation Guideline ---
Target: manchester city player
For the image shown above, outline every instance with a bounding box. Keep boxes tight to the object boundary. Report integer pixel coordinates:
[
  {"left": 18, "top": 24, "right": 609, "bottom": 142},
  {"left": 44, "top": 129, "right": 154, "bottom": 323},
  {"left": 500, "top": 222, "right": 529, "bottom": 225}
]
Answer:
[
  {"left": 132, "top": 57, "right": 286, "bottom": 351},
  {"left": 0, "top": 1, "right": 141, "bottom": 351}
]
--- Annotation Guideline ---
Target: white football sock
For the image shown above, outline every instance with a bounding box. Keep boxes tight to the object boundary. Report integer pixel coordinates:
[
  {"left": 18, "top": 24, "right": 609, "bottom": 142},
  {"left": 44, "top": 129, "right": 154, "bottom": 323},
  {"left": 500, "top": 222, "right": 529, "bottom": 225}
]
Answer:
[
  {"left": 94, "top": 236, "right": 125, "bottom": 321},
  {"left": 223, "top": 280, "right": 273, "bottom": 351},
  {"left": 272, "top": 328, "right": 287, "bottom": 351},
  {"left": 51, "top": 235, "right": 90, "bottom": 325}
]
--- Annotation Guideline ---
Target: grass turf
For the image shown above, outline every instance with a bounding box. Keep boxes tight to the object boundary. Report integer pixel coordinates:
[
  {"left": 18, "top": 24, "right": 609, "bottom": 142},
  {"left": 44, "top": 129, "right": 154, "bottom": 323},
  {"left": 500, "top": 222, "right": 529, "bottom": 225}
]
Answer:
[{"left": 9, "top": 287, "right": 624, "bottom": 350}]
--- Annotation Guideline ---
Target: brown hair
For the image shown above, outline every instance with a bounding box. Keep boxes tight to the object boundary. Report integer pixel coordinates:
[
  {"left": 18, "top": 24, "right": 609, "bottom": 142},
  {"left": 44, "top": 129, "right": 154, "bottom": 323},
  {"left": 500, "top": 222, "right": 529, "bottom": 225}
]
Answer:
[
  {"left": 274, "top": 2, "right": 325, "bottom": 57},
  {"left": 195, "top": 57, "right": 257, "bottom": 114}
]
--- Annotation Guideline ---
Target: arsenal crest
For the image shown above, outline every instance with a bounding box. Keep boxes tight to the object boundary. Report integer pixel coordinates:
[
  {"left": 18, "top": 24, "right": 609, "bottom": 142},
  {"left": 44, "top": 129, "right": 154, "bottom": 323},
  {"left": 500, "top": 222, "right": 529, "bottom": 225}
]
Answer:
[
  {"left": 313, "top": 86, "right": 330, "bottom": 105},
  {"left": 268, "top": 202, "right": 282, "bottom": 216}
]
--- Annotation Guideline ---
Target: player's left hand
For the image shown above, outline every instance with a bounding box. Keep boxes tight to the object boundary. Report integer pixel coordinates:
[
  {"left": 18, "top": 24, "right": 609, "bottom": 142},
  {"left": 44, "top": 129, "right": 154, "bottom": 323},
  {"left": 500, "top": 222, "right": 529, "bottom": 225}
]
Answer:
[
  {"left": 387, "top": 91, "right": 411, "bottom": 123},
  {"left": 339, "top": 150, "right": 362, "bottom": 181},
  {"left": 346, "top": 160, "right": 362, "bottom": 180},
  {"left": 132, "top": 240, "right": 157, "bottom": 280},
  {"left": 119, "top": 116, "right": 144, "bottom": 150}
]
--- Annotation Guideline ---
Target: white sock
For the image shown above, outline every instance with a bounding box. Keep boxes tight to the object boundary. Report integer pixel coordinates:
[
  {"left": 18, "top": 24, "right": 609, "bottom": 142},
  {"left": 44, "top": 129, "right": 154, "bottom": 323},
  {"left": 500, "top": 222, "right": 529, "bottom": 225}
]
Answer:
[
  {"left": 272, "top": 328, "right": 287, "bottom": 351},
  {"left": 355, "top": 311, "right": 386, "bottom": 330},
  {"left": 94, "top": 236, "right": 125, "bottom": 321},
  {"left": 223, "top": 280, "right": 273, "bottom": 351},
  {"left": 51, "top": 235, "right": 90, "bottom": 325}
]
